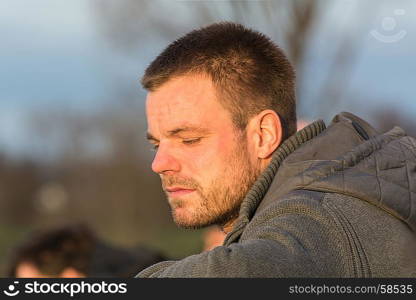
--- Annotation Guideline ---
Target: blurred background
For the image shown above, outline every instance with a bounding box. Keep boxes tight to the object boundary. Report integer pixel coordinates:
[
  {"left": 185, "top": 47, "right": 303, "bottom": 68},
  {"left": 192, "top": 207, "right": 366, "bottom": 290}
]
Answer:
[{"left": 0, "top": 0, "right": 415, "bottom": 275}]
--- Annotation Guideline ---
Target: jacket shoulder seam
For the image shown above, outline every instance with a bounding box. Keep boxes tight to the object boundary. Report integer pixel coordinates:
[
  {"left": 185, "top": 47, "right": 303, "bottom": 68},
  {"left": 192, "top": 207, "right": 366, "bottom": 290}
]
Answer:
[{"left": 322, "top": 194, "right": 372, "bottom": 277}]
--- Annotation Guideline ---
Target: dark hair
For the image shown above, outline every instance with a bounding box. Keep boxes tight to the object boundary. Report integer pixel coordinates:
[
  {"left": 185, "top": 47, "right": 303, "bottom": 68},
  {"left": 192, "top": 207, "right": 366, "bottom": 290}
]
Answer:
[
  {"left": 7, "top": 223, "right": 96, "bottom": 277},
  {"left": 142, "top": 22, "right": 297, "bottom": 141},
  {"left": 7, "top": 223, "right": 166, "bottom": 277}
]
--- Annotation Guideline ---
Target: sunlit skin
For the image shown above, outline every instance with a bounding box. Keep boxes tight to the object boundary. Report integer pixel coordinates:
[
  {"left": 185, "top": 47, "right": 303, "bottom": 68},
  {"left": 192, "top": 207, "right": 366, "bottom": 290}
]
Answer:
[
  {"left": 15, "top": 261, "right": 85, "bottom": 278},
  {"left": 15, "top": 262, "right": 48, "bottom": 278},
  {"left": 203, "top": 226, "right": 227, "bottom": 251},
  {"left": 146, "top": 74, "right": 282, "bottom": 233}
]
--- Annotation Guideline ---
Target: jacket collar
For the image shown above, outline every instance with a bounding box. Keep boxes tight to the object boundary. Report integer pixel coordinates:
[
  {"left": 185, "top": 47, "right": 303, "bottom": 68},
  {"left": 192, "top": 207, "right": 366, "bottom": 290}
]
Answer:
[{"left": 223, "top": 119, "right": 326, "bottom": 246}]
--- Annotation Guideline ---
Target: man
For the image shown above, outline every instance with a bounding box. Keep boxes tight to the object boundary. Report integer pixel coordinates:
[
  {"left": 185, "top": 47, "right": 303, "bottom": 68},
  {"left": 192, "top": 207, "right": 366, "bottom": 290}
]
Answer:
[
  {"left": 137, "top": 22, "right": 416, "bottom": 277},
  {"left": 7, "top": 223, "right": 165, "bottom": 277}
]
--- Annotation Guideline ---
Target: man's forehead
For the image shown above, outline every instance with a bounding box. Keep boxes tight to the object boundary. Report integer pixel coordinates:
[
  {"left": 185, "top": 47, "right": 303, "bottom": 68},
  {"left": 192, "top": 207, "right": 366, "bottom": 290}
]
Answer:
[
  {"left": 145, "top": 74, "right": 235, "bottom": 138},
  {"left": 146, "top": 94, "right": 202, "bottom": 115},
  {"left": 146, "top": 74, "right": 216, "bottom": 108}
]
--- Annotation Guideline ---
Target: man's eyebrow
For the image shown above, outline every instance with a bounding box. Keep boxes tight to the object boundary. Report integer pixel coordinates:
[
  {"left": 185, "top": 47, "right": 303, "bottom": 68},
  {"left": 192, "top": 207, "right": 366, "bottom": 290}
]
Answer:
[
  {"left": 167, "top": 126, "right": 211, "bottom": 136},
  {"left": 146, "top": 126, "right": 211, "bottom": 142}
]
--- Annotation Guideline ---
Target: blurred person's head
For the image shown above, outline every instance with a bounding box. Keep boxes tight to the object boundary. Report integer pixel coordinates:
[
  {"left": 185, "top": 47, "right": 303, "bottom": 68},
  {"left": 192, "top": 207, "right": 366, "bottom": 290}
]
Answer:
[
  {"left": 143, "top": 22, "right": 296, "bottom": 232},
  {"left": 7, "top": 223, "right": 165, "bottom": 278},
  {"left": 8, "top": 223, "right": 94, "bottom": 278}
]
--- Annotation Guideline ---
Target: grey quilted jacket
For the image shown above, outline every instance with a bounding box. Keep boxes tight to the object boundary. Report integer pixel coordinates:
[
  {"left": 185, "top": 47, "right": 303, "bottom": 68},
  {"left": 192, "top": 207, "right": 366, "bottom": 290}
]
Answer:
[{"left": 137, "top": 112, "right": 416, "bottom": 277}]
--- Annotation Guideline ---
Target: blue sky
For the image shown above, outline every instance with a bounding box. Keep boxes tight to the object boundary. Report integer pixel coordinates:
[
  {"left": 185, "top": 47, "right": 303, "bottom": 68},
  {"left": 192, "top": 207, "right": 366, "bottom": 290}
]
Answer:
[
  {"left": 0, "top": 0, "right": 116, "bottom": 106},
  {"left": 0, "top": 0, "right": 415, "bottom": 158}
]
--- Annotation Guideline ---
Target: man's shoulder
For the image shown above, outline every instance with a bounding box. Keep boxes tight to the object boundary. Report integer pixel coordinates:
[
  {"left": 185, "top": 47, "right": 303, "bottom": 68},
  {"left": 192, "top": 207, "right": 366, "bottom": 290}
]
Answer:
[
  {"left": 250, "top": 189, "right": 328, "bottom": 223},
  {"left": 241, "top": 189, "right": 340, "bottom": 245},
  {"left": 240, "top": 189, "right": 371, "bottom": 253},
  {"left": 246, "top": 188, "right": 388, "bottom": 233}
]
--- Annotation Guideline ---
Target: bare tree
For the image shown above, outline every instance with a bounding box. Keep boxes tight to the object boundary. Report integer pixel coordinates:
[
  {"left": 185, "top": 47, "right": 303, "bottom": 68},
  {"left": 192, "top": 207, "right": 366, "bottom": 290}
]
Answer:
[{"left": 89, "top": 0, "right": 379, "bottom": 119}]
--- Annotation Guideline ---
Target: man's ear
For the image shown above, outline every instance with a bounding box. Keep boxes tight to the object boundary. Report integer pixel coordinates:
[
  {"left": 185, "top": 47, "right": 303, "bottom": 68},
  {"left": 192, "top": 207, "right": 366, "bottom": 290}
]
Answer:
[{"left": 248, "top": 110, "right": 282, "bottom": 159}]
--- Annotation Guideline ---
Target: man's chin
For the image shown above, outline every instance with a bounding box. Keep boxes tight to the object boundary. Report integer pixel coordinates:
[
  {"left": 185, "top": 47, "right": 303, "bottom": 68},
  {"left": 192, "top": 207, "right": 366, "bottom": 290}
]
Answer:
[{"left": 171, "top": 208, "right": 214, "bottom": 230}]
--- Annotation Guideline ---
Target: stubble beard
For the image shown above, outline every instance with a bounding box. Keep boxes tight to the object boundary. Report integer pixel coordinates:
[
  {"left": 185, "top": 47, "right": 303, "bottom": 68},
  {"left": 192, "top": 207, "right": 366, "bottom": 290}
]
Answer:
[{"left": 161, "top": 138, "right": 261, "bottom": 230}]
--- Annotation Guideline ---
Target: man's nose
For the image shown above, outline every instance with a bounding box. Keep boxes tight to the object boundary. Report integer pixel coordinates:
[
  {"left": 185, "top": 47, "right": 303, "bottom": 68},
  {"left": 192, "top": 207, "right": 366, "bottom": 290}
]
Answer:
[{"left": 151, "top": 145, "right": 181, "bottom": 174}]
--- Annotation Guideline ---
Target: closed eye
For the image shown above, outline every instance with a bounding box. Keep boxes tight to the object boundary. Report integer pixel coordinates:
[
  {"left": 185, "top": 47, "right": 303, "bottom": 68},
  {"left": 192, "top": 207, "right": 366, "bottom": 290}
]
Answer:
[{"left": 182, "top": 138, "right": 201, "bottom": 145}]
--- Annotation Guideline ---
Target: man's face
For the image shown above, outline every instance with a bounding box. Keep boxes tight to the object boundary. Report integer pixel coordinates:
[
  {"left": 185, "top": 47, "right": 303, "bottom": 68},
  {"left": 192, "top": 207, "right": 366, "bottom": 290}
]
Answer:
[{"left": 146, "top": 74, "right": 260, "bottom": 229}]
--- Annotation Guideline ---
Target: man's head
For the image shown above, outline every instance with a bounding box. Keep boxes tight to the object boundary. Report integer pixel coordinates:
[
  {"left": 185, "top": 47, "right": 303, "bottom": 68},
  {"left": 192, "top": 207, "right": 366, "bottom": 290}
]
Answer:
[{"left": 143, "top": 22, "right": 296, "bottom": 231}]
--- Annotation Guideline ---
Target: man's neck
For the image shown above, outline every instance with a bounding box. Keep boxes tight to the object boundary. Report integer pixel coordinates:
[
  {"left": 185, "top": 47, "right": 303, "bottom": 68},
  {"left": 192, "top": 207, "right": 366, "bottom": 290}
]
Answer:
[{"left": 221, "top": 218, "right": 237, "bottom": 234}]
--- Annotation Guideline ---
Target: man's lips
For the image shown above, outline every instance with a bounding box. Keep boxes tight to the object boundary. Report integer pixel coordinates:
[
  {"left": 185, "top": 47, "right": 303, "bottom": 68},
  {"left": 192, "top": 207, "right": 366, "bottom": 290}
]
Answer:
[{"left": 165, "top": 187, "right": 196, "bottom": 196}]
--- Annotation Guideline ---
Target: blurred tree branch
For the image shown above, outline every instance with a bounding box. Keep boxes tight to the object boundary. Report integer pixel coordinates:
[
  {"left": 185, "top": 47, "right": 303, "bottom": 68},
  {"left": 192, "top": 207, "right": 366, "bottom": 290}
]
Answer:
[{"left": 89, "top": 0, "right": 379, "bottom": 119}]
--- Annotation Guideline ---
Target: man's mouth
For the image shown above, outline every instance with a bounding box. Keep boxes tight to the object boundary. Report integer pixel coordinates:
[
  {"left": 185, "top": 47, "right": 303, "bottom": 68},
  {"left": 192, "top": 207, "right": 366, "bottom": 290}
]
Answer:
[{"left": 165, "top": 187, "right": 196, "bottom": 197}]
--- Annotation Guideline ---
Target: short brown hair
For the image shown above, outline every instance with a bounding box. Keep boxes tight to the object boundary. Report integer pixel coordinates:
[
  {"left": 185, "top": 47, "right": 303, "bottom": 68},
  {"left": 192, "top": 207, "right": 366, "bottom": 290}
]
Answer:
[{"left": 142, "top": 22, "right": 297, "bottom": 141}]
